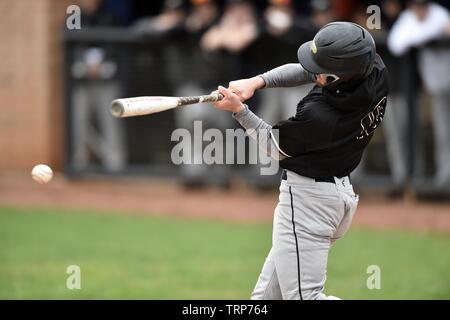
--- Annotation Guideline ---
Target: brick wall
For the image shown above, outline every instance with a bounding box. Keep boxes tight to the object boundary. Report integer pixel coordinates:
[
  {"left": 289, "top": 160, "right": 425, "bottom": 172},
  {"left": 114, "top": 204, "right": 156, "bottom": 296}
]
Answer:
[{"left": 0, "top": 0, "right": 71, "bottom": 171}]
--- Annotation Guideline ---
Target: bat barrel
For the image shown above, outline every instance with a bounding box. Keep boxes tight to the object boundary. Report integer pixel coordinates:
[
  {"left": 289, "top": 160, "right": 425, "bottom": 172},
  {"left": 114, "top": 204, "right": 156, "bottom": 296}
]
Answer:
[{"left": 110, "top": 93, "right": 223, "bottom": 118}]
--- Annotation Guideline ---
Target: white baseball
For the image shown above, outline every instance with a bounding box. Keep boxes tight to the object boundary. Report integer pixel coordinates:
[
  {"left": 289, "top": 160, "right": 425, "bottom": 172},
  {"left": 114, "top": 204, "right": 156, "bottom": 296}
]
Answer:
[{"left": 31, "top": 164, "right": 53, "bottom": 184}]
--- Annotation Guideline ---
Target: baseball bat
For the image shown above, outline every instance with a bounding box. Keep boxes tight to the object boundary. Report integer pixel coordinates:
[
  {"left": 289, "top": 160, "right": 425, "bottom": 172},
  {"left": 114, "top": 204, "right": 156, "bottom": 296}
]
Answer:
[{"left": 110, "top": 92, "right": 224, "bottom": 118}]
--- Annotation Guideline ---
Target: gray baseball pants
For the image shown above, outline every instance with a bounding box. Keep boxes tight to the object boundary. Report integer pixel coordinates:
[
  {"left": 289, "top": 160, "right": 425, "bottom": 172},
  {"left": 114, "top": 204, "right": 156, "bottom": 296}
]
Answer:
[{"left": 251, "top": 170, "right": 359, "bottom": 300}]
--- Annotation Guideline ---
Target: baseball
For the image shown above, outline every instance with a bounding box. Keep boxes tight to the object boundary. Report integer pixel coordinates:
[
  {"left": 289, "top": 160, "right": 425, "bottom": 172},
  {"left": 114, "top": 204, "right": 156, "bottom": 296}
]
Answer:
[{"left": 31, "top": 164, "right": 53, "bottom": 184}]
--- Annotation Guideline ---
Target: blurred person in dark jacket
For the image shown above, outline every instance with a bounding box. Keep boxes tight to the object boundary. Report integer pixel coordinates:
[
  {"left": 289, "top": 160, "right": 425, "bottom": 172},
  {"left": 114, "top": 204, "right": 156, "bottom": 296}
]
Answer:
[
  {"left": 344, "top": 1, "right": 410, "bottom": 187},
  {"left": 143, "top": 0, "right": 238, "bottom": 188},
  {"left": 309, "top": 0, "right": 336, "bottom": 30},
  {"left": 255, "top": 0, "right": 321, "bottom": 142},
  {"left": 70, "top": 0, "right": 127, "bottom": 172},
  {"left": 388, "top": 0, "right": 450, "bottom": 187},
  {"left": 133, "top": 0, "right": 186, "bottom": 33},
  {"left": 382, "top": 0, "right": 404, "bottom": 30},
  {"left": 201, "top": 0, "right": 259, "bottom": 53},
  {"left": 246, "top": 0, "right": 335, "bottom": 186}
]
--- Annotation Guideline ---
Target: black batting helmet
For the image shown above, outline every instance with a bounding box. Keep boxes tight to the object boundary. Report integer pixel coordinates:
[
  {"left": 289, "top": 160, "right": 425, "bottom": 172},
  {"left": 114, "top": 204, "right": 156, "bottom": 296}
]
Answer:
[{"left": 298, "top": 22, "right": 376, "bottom": 82}]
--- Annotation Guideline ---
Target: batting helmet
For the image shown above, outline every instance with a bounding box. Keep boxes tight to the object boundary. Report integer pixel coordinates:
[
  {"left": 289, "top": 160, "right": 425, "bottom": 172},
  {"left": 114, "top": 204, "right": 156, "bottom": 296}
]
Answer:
[{"left": 297, "top": 22, "right": 376, "bottom": 83}]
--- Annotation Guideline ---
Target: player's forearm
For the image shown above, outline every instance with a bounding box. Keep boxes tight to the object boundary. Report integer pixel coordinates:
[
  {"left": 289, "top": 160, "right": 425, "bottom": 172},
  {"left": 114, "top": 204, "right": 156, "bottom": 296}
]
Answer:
[
  {"left": 232, "top": 105, "right": 286, "bottom": 160},
  {"left": 260, "top": 63, "right": 314, "bottom": 88}
]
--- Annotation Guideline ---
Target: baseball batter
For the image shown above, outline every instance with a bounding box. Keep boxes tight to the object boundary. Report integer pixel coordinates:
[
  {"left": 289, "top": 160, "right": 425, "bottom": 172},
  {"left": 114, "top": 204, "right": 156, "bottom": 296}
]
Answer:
[{"left": 213, "top": 22, "right": 389, "bottom": 300}]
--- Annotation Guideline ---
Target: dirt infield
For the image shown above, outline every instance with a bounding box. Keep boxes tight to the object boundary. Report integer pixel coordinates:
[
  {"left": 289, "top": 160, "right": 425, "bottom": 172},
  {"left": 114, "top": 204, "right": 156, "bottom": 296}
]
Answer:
[{"left": 1, "top": 172, "right": 449, "bottom": 233}]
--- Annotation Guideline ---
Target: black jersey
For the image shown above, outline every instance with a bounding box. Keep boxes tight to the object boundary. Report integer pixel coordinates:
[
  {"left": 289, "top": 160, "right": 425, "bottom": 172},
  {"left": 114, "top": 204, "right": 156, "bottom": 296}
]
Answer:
[{"left": 272, "top": 54, "right": 389, "bottom": 179}]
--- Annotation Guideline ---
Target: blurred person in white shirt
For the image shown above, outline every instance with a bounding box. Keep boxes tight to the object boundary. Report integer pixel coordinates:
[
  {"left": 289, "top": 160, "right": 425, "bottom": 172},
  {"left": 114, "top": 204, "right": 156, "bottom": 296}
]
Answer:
[{"left": 388, "top": 0, "right": 450, "bottom": 187}]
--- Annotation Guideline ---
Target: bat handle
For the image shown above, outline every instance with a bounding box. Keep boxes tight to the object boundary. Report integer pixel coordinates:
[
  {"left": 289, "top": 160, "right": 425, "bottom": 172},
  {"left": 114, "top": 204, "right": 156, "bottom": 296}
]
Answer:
[
  {"left": 200, "top": 92, "right": 224, "bottom": 103},
  {"left": 178, "top": 93, "right": 224, "bottom": 106}
]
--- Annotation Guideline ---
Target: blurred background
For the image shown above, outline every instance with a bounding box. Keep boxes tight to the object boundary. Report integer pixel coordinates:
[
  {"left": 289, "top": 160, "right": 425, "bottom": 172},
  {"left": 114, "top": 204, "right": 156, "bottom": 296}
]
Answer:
[{"left": 0, "top": 0, "right": 450, "bottom": 299}]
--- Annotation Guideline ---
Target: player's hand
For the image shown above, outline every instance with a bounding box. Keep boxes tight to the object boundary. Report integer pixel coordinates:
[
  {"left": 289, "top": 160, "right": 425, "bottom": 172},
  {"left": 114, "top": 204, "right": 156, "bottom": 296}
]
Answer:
[
  {"left": 228, "top": 76, "right": 265, "bottom": 102},
  {"left": 213, "top": 86, "right": 245, "bottom": 113}
]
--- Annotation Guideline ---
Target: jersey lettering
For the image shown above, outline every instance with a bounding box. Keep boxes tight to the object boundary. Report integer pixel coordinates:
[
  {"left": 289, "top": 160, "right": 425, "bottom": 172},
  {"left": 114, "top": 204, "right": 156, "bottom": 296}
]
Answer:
[{"left": 357, "top": 96, "right": 387, "bottom": 140}]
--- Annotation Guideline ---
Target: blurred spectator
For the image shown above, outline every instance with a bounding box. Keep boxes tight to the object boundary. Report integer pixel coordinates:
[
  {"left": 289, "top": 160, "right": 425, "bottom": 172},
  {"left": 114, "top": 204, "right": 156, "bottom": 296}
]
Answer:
[
  {"left": 388, "top": 0, "right": 450, "bottom": 187},
  {"left": 382, "top": 0, "right": 404, "bottom": 30},
  {"left": 201, "top": 0, "right": 258, "bottom": 53},
  {"left": 236, "top": 0, "right": 336, "bottom": 188},
  {"left": 186, "top": 0, "right": 259, "bottom": 188},
  {"left": 309, "top": 0, "right": 336, "bottom": 30},
  {"left": 255, "top": 0, "right": 320, "bottom": 132},
  {"left": 143, "top": 0, "right": 240, "bottom": 188},
  {"left": 133, "top": 0, "right": 186, "bottom": 33},
  {"left": 262, "top": 0, "right": 335, "bottom": 42},
  {"left": 70, "top": 0, "right": 127, "bottom": 172},
  {"left": 78, "top": 0, "right": 124, "bottom": 26},
  {"left": 371, "top": 1, "right": 408, "bottom": 188},
  {"left": 348, "top": 1, "right": 409, "bottom": 187},
  {"left": 350, "top": 2, "right": 370, "bottom": 25},
  {"left": 264, "top": 0, "right": 297, "bottom": 38},
  {"left": 185, "top": 0, "right": 220, "bottom": 33},
  {"left": 329, "top": 0, "right": 358, "bottom": 21}
]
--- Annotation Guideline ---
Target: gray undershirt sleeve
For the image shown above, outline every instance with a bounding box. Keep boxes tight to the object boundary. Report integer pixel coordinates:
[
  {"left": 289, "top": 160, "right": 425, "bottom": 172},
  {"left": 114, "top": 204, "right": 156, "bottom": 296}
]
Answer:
[
  {"left": 259, "top": 63, "right": 315, "bottom": 88},
  {"left": 232, "top": 105, "right": 287, "bottom": 161}
]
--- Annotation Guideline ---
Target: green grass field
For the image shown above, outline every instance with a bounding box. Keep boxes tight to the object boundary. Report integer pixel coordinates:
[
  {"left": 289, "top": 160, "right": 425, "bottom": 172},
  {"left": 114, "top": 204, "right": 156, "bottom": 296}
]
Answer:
[{"left": 0, "top": 206, "right": 449, "bottom": 299}]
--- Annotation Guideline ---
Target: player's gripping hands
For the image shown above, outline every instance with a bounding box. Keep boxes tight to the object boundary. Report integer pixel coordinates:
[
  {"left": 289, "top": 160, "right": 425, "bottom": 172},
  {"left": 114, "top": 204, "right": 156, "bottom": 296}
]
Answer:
[
  {"left": 213, "top": 86, "right": 245, "bottom": 113},
  {"left": 227, "top": 76, "right": 266, "bottom": 102}
]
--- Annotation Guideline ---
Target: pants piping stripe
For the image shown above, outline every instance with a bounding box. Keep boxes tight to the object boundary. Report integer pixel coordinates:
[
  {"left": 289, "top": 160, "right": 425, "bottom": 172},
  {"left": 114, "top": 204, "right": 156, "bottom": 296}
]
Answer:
[{"left": 289, "top": 186, "right": 303, "bottom": 300}]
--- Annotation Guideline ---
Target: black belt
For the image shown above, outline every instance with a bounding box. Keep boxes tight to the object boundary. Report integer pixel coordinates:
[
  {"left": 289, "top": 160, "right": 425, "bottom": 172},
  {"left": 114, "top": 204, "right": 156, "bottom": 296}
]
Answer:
[{"left": 281, "top": 170, "right": 336, "bottom": 184}]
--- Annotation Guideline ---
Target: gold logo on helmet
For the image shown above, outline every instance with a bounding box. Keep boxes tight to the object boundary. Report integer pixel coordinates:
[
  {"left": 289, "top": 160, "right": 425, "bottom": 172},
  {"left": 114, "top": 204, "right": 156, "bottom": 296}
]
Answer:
[{"left": 311, "top": 41, "right": 317, "bottom": 54}]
